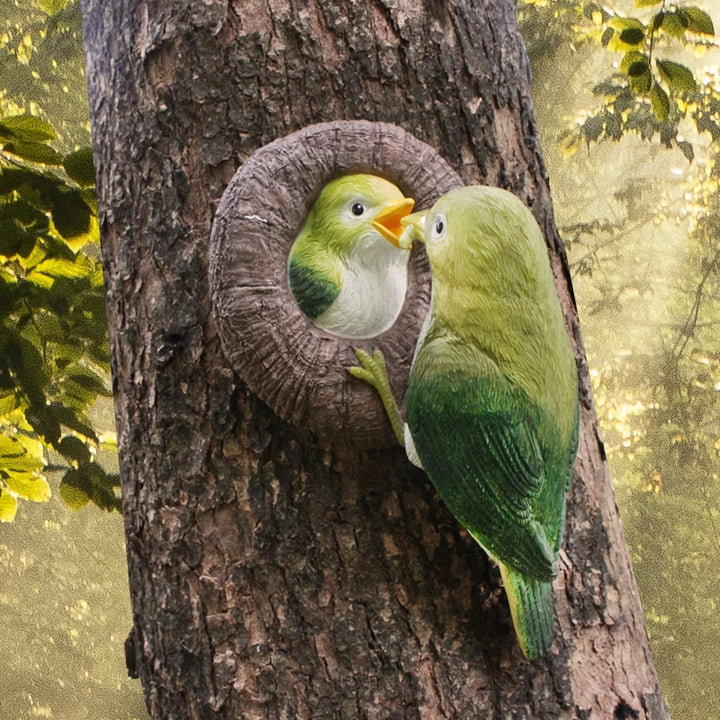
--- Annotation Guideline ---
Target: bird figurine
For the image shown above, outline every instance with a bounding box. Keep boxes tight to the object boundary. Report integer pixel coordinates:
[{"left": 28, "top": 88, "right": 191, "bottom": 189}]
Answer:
[
  {"left": 288, "top": 174, "right": 415, "bottom": 339},
  {"left": 350, "top": 185, "right": 579, "bottom": 660}
]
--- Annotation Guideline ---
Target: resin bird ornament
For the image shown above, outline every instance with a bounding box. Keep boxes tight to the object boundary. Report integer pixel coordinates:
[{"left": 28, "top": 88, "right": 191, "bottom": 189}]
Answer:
[
  {"left": 288, "top": 174, "right": 415, "bottom": 339},
  {"left": 350, "top": 185, "right": 579, "bottom": 660}
]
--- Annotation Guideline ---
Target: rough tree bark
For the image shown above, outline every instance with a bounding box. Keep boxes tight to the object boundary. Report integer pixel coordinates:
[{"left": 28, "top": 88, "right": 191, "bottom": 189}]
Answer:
[{"left": 82, "top": 0, "right": 669, "bottom": 718}]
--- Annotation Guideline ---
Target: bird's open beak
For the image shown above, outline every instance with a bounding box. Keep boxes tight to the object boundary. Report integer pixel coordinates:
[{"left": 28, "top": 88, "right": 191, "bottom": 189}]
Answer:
[
  {"left": 398, "top": 211, "right": 427, "bottom": 250},
  {"left": 373, "top": 197, "right": 415, "bottom": 248}
]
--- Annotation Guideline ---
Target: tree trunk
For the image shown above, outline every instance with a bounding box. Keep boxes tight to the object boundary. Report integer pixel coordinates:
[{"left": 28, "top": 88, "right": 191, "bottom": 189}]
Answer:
[{"left": 81, "top": 0, "right": 669, "bottom": 718}]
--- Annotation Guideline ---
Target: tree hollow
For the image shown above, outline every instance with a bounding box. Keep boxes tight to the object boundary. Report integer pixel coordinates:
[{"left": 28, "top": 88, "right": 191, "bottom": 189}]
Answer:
[{"left": 209, "top": 120, "right": 462, "bottom": 447}]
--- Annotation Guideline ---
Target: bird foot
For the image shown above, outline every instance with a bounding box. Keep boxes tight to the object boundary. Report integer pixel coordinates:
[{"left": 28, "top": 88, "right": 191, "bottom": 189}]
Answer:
[
  {"left": 348, "top": 348, "right": 390, "bottom": 392},
  {"left": 348, "top": 348, "right": 404, "bottom": 446}
]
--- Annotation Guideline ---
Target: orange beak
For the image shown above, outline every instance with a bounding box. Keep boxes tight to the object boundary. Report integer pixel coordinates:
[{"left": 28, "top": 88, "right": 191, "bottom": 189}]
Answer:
[
  {"left": 399, "top": 211, "right": 427, "bottom": 249},
  {"left": 372, "top": 197, "right": 415, "bottom": 248}
]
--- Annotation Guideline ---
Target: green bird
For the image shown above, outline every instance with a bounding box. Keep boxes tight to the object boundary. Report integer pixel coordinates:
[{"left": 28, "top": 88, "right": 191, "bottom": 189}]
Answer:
[
  {"left": 288, "top": 174, "right": 415, "bottom": 339},
  {"left": 350, "top": 185, "right": 579, "bottom": 660}
]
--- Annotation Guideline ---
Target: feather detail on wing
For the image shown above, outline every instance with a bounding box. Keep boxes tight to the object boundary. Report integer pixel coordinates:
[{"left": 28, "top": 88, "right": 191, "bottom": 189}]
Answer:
[
  {"left": 288, "top": 256, "right": 340, "bottom": 319},
  {"left": 407, "top": 341, "right": 565, "bottom": 581}
]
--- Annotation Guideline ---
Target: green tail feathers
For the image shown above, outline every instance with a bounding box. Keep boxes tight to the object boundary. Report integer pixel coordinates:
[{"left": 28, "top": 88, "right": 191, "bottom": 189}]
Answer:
[{"left": 499, "top": 564, "right": 556, "bottom": 660}]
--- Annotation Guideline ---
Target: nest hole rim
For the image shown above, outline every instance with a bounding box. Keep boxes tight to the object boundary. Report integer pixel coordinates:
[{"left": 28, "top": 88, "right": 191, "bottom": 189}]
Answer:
[{"left": 209, "top": 120, "right": 463, "bottom": 448}]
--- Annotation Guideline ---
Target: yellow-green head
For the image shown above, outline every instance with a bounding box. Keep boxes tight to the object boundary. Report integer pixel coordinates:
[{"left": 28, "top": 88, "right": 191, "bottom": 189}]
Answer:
[
  {"left": 288, "top": 174, "right": 415, "bottom": 338},
  {"left": 402, "top": 185, "right": 551, "bottom": 300},
  {"left": 299, "top": 174, "right": 414, "bottom": 254}
]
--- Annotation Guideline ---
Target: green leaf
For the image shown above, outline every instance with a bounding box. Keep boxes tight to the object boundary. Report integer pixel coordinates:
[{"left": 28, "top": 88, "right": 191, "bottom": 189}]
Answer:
[
  {"left": 601, "top": 27, "right": 614, "bottom": 47},
  {"left": 49, "top": 403, "right": 97, "bottom": 442},
  {"left": 0, "top": 450, "right": 41, "bottom": 473},
  {"left": 57, "top": 435, "right": 91, "bottom": 464},
  {"left": 60, "top": 466, "right": 91, "bottom": 500},
  {"left": 0, "top": 492, "right": 18, "bottom": 522},
  {"left": 54, "top": 350, "right": 82, "bottom": 371},
  {"left": 635, "top": 0, "right": 662, "bottom": 6},
  {"left": 60, "top": 464, "right": 120, "bottom": 513},
  {"left": 0, "top": 433, "right": 44, "bottom": 469},
  {"left": 609, "top": 17, "right": 645, "bottom": 32},
  {"left": 37, "top": 0, "right": 71, "bottom": 15},
  {"left": 50, "top": 190, "right": 92, "bottom": 239},
  {"left": 59, "top": 479, "right": 90, "bottom": 509},
  {"left": 583, "top": 114, "right": 605, "bottom": 142},
  {"left": 0, "top": 391, "right": 17, "bottom": 415},
  {"left": 84, "top": 463, "right": 121, "bottom": 512},
  {"left": 650, "top": 83, "right": 670, "bottom": 122},
  {"left": 25, "top": 404, "right": 61, "bottom": 446},
  {"left": 631, "top": 68, "right": 652, "bottom": 94},
  {"left": 0, "top": 167, "right": 62, "bottom": 210},
  {"left": 7, "top": 338, "right": 47, "bottom": 407},
  {"left": 61, "top": 376, "right": 108, "bottom": 410},
  {"left": 2, "top": 140, "right": 63, "bottom": 165},
  {"left": 0, "top": 167, "right": 34, "bottom": 195},
  {"left": 657, "top": 60, "right": 697, "bottom": 93},
  {"left": 620, "top": 51, "right": 649, "bottom": 75},
  {"left": 0, "top": 201, "right": 45, "bottom": 257},
  {"left": 0, "top": 435, "right": 22, "bottom": 456},
  {"left": 608, "top": 18, "right": 647, "bottom": 51},
  {"left": 619, "top": 27, "right": 644, "bottom": 46},
  {"left": 678, "top": 7, "right": 714, "bottom": 36},
  {"left": 32, "top": 258, "right": 92, "bottom": 280},
  {"left": 4, "top": 472, "right": 51, "bottom": 502},
  {"left": 618, "top": 51, "right": 652, "bottom": 94},
  {"left": 63, "top": 148, "right": 96, "bottom": 187},
  {"left": 659, "top": 11, "right": 687, "bottom": 38},
  {"left": 0, "top": 282, "right": 17, "bottom": 326},
  {"left": 33, "top": 312, "right": 65, "bottom": 342},
  {"left": 0, "top": 235, "right": 40, "bottom": 260},
  {"left": 26, "top": 270, "right": 55, "bottom": 289},
  {"left": 4, "top": 197, "right": 50, "bottom": 231},
  {"left": 628, "top": 61, "right": 649, "bottom": 77},
  {"left": 68, "top": 367, "right": 107, "bottom": 392},
  {"left": 677, "top": 140, "right": 694, "bottom": 162},
  {"left": 0, "top": 116, "right": 56, "bottom": 143}
]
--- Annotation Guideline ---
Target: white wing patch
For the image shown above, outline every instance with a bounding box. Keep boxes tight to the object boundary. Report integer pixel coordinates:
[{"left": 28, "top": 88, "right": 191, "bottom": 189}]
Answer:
[{"left": 404, "top": 425, "right": 424, "bottom": 469}]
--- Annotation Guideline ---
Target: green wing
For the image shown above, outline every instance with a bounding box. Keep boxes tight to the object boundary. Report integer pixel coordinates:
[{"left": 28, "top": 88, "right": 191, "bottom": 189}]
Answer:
[
  {"left": 407, "top": 341, "right": 571, "bottom": 582},
  {"left": 288, "top": 255, "right": 340, "bottom": 319}
]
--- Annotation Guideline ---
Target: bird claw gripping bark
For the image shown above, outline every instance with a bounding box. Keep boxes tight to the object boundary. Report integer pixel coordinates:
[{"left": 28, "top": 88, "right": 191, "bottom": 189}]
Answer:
[{"left": 348, "top": 348, "right": 405, "bottom": 446}]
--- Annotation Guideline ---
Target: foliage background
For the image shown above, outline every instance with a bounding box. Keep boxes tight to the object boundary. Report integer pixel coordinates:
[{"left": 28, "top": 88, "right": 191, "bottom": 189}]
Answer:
[
  {"left": 522, "top": 0, "right": 720, "bottom": 713},
  {"left": 0, "top": 1, "right": 143, "bottom": 717},
  {"left": 1, "top": 0, "right": 718, "bottom": 717}
]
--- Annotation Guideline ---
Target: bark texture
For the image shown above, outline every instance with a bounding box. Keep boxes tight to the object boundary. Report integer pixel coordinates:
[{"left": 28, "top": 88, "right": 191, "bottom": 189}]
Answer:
[{"left": 82, "top": 0, "right": 669, "bottom": 718}]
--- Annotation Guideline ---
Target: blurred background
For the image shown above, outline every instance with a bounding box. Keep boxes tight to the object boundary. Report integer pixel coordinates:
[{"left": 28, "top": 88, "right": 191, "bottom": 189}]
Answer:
[{"left": 1, "top": 0, "right": 718, "bottom": 717}]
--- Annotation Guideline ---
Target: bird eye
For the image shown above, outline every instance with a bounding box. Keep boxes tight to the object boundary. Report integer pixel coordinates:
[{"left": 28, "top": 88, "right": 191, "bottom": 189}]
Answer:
[
  {"left": 351, "top": 202, "right": 365, "bottom": 217},
  {"left": 430, "top": 213, "right": 446, "bottom": 241}
]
